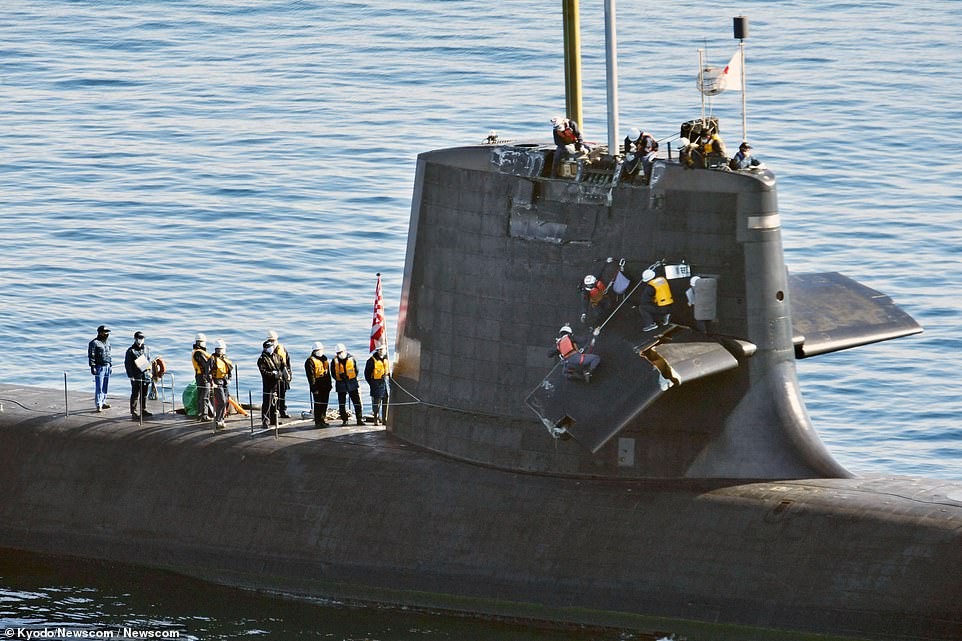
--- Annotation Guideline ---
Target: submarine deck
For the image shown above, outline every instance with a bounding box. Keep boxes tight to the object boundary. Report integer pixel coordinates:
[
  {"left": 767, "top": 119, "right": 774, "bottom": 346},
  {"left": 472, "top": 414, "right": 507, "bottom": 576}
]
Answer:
[{"left": 1, "top": 383, "right": 961, "bottom": 640}]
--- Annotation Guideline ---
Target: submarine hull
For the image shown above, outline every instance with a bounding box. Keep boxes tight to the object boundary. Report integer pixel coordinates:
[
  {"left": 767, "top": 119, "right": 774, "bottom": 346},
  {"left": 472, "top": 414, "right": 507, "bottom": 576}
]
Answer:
[{"left": 1, "top": 386, "right": 960, "bottom": 640}]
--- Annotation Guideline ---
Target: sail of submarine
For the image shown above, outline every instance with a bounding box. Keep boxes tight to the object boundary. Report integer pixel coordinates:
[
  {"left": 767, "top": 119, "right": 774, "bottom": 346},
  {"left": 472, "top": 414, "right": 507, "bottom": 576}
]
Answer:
[{"left": 391, "top": 12, "right": 920, "bottom": 479}]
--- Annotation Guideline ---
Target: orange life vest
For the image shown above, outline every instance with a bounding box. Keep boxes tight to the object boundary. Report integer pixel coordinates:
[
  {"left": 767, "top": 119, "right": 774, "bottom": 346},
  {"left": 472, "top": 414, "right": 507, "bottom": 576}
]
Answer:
[
  {"left": 557, "top": 334, "right": 577, "bottom": 358},
  {"left": 371, "top": 357, "right": 389, "bottom": 380},
  {"left": 558, "top": 126, "right": 577, "bottom": 144},
  {"left": 588, "top": 280, "right": 606, "bottom": 306},
  {"left": 308, "top": 356, "right": 328, "bottom": 379},
  {"left": 333, "top": 357, "right": 357, "bottom": 381}
]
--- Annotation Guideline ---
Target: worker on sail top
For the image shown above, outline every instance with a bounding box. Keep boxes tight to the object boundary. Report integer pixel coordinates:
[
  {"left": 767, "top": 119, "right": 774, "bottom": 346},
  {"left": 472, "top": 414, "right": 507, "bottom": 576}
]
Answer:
[
  {"left": 695, "top": 125, "right": 727, "bottom": 168},
  {"left": 364, "top": 345, "right": 391, "bottom": 426},
  {"left": 622, "top": 128, "right": 658, "bottom": 184},
  {"left": 206, "top": 339, "right": 233, "bottom": 430},
  {"left": 332, "top": 344, "right": 365, "bottom": 426},
  {"left": 637, "top": 268, "right": 674, "bottom": 331},
  {"left": 191, "top": 332, "right": 212, "bottom": 421},
  {"left": 305, "top": 342, "right": 332, "bottom": 428},
  {"left": 548, "top": 324, "right": 601, "bottom": 383},
  {"left": 729, "top": 141, "right": 761, "bottom": 170},
  {"left": 551, "top": 115, "right": 590, "bottom": 178}
]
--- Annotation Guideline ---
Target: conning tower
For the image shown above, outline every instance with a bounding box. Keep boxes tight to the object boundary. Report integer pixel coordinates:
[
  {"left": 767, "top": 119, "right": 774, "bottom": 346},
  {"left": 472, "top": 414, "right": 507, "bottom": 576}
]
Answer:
[{"left": 392, "top": 144, "right": 919, "bottom": 479}]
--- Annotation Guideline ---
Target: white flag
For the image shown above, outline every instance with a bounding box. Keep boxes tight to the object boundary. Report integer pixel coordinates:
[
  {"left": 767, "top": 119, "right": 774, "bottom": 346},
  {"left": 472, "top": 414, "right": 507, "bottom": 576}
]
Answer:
[{"left": 722, "top": 49, "right": 743, "bottom": 91}]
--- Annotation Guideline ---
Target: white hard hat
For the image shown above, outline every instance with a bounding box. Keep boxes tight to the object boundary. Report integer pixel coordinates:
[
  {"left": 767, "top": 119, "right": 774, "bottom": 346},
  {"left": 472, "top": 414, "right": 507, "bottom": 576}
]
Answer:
[
  {"left": 583, "top": 274, "right": 597, "bottom": 288},
  {"left": 689, "top": 276, "right": 701, "bottom": 287},
  {"left": 215, "top": 338, "right": 226, "bottom": 350},
  {"left": 312, "top": 341, "right": 324, "bottom": 352},
  {"left": 267, "top": 330, "right": 279, "bottom": 341},
  {"left": 559, "top": 324, "right": 573, "bottom": 335},
  {"left": 643, "top": 269, "right": 656, "bottom": 281},
  {"left": 628, "top": 127, "right": 641, "bottom": 141},
  {"left": 194, "top": 332, "right": 207, "bottom": 342},
  {"left": 551, "top": 115, "right": 564, "bottom": 128},
  {"left": 335, "top": 343, "right": 346, "bottom": 355}
]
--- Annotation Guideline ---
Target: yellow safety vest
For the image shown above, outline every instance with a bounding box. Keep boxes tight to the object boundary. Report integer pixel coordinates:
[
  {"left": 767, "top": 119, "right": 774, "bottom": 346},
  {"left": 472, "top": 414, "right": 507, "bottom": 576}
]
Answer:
[
  {"left": 309, "top": 356, "right": 328, "bottom": 379},
  {"left": 212, "top": 355, "right": 232, "bottom": 380},
  {"left": 371, "top": 357, "right": 389, "bottom": 380},
  {"left": 275, "top": 343, "right": 288, "bottom": 362},
  {"left": 648, "top": 276, "right": 674, "bottom": 307},
  {"left": 192, "top": 348, "right": 209, "bottom": 375},
  {"left": 333, "top": 357, "right": 357, "bottom": 381}
]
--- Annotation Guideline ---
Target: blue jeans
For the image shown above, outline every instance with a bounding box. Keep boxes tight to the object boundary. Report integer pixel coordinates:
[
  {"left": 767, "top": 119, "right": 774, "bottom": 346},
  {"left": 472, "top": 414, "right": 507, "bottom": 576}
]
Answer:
[{"left": 94, "top": 365, "right": 111, "bottom": 408}]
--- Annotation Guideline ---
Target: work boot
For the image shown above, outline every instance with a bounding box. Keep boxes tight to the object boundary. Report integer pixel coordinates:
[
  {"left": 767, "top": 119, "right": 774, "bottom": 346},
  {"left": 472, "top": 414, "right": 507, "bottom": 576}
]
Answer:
[
  {"left": 130, "top": 412, "right": 139, "bottom": 420},
  {"left": 280, "top": 412, "right": 292, "bottom": 419},
  {"left": 102, "top": 403, "right": 111, "bottom": 409},
  {"left": 142, "top": 410, "right": 153, "bottom": 417},
  {"left": 96, "top": 406, "right": 103, "bottom": 413}
]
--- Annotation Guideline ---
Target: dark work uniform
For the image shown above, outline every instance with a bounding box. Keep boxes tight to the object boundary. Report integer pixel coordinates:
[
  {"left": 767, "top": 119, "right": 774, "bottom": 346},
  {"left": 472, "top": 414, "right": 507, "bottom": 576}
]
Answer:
[
  {"left": 552, "top": 119, "right": 588, "bottom": 177},
  {"left": 124, "top": 342, "right": 151, "bottom": 417},
  {"left": 332, "top": 353, "right": 364, "bottom": 426},
  {"left": 274, "top": 342, "right": 292, "bottom": 418},
  {"left": 257, "top": 350, "right": 284, "bottom": 427},
  {"left": 364, "top": 353, "right": 390, "bottom": 425},
  {"left": 192, "top": 345, "right": 212, "bottom": 419},
  {"left": 304, "top": 353, "right": 332, "bottom": 427},
  {"left": 88, "top": 335, "right": 112, "bottom": 410}
]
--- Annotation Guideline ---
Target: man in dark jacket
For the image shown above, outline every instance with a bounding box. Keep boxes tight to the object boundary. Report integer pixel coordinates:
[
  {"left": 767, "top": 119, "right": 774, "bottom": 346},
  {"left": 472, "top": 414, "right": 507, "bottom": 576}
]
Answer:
[
  {"left": 364, "top": 346, "right": 390, "bottom": 426},
  {"left": 124, "top": 330, "right": 152, "bottom": 419},
  {"left": 332, "top": 343, "right": 364, "bottom": 426},
  {"left": 257, "top": 340, "right": 283, "bottom": 428},
  {"left": 88, "top": 325, "right": 112, "bottom": 412},
  {"left": 304, "top": 342, "right": 332, "bottom": 427},
  {"left": 266, "top": 330, "right": 293, "bottom": 418}
]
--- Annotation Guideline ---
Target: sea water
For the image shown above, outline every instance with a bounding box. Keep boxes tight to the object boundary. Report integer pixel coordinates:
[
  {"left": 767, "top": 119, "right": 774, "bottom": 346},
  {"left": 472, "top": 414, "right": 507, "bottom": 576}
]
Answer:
[{"left": 0, "top": 0, "right": 960, "bottom": 638}]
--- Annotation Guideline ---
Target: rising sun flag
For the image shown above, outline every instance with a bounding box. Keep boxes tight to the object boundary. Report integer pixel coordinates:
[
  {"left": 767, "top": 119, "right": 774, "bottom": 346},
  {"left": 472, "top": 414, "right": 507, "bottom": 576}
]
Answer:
[
  {"left": 370, "top": 273, "right": 386, "bottom": 352},
  {"left": 698, "top": 49, "right": 743, "bottom": 95}
]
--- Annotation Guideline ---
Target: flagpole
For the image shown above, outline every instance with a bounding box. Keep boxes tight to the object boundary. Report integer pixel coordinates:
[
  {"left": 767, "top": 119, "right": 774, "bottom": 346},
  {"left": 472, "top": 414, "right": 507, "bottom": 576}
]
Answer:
[
  {"left": 734, "top": 16, "right": 749, "bottom": 142},
  {"left": 697, "top": 48, "right": 705, "bottom": 125}
]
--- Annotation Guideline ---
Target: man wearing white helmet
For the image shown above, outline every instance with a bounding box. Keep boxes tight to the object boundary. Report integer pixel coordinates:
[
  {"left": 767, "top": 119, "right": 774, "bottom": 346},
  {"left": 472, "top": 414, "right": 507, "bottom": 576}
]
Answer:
[
  {"left": 580, "top": 271, "right": 612, "bottom": 327},
  {"left": 206, "top": 339, "right": 233, "bottom": 429},
  {"left": 364, "top": 345, "right": 391, "bottom": 426},
  {"left": 257, "top": 339, "right": 284, "bottom": 428},
  {"left": 550, "top": 114, "right": 589, "bottom": 177},
  {"left": 637, "top": 268, "right": 674, "bottom": 331},
  {"left": 266, "top": 330, "right": 292, "bottom": 418},
  {"left": 548, "top": 324, "right": 601, "bottom": 383},
  {"left": 304, "top": 342, "right": 332, "bottom": 427},
  {"left": 331, "top": 343, "right": 364, "bottom": 426},
  {"left": 191, "top": 332, "right": 212, "bottom": 421}
]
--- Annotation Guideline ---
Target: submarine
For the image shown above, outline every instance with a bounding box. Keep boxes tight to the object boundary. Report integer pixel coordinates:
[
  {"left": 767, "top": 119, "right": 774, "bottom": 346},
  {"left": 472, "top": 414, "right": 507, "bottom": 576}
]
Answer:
[{"left": 2, "top": 11, "right": 962, "bottom": 641}]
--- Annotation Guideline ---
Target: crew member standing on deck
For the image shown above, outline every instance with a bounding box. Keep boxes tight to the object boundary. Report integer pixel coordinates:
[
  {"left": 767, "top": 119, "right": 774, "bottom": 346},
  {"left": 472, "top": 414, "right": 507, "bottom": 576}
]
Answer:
[
  {"left": 304, "top": 342, "right": 332, "bottom": 428},
  {"left": 364, "top": 345, "right": 390, "bottom": 426},
  {"left": 191, "top": 333, "right": 212, "bottom": 421},
  {"left": 257, "top": 340, "right": 283, "bottom": 428},
  {"left": 266, "top": 330, "right": 292, "bottom": 419},
  {"left": 332, "top": 343, "right": 364, "bottom": 426},
  {"left": 124, "top": 331, "right": 152, "bottom": 420},
  {"left": 207, "top": 339, "right": 233, "bottom": 430},
  {"left": 88, "top": 324, "right": 112, "bottom": 412}
]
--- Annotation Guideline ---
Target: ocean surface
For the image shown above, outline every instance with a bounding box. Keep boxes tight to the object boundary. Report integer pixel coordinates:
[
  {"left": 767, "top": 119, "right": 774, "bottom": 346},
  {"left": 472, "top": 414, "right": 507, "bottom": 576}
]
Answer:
[{"left": 0, "top": 0, "right": 960, "bottom": 638}]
